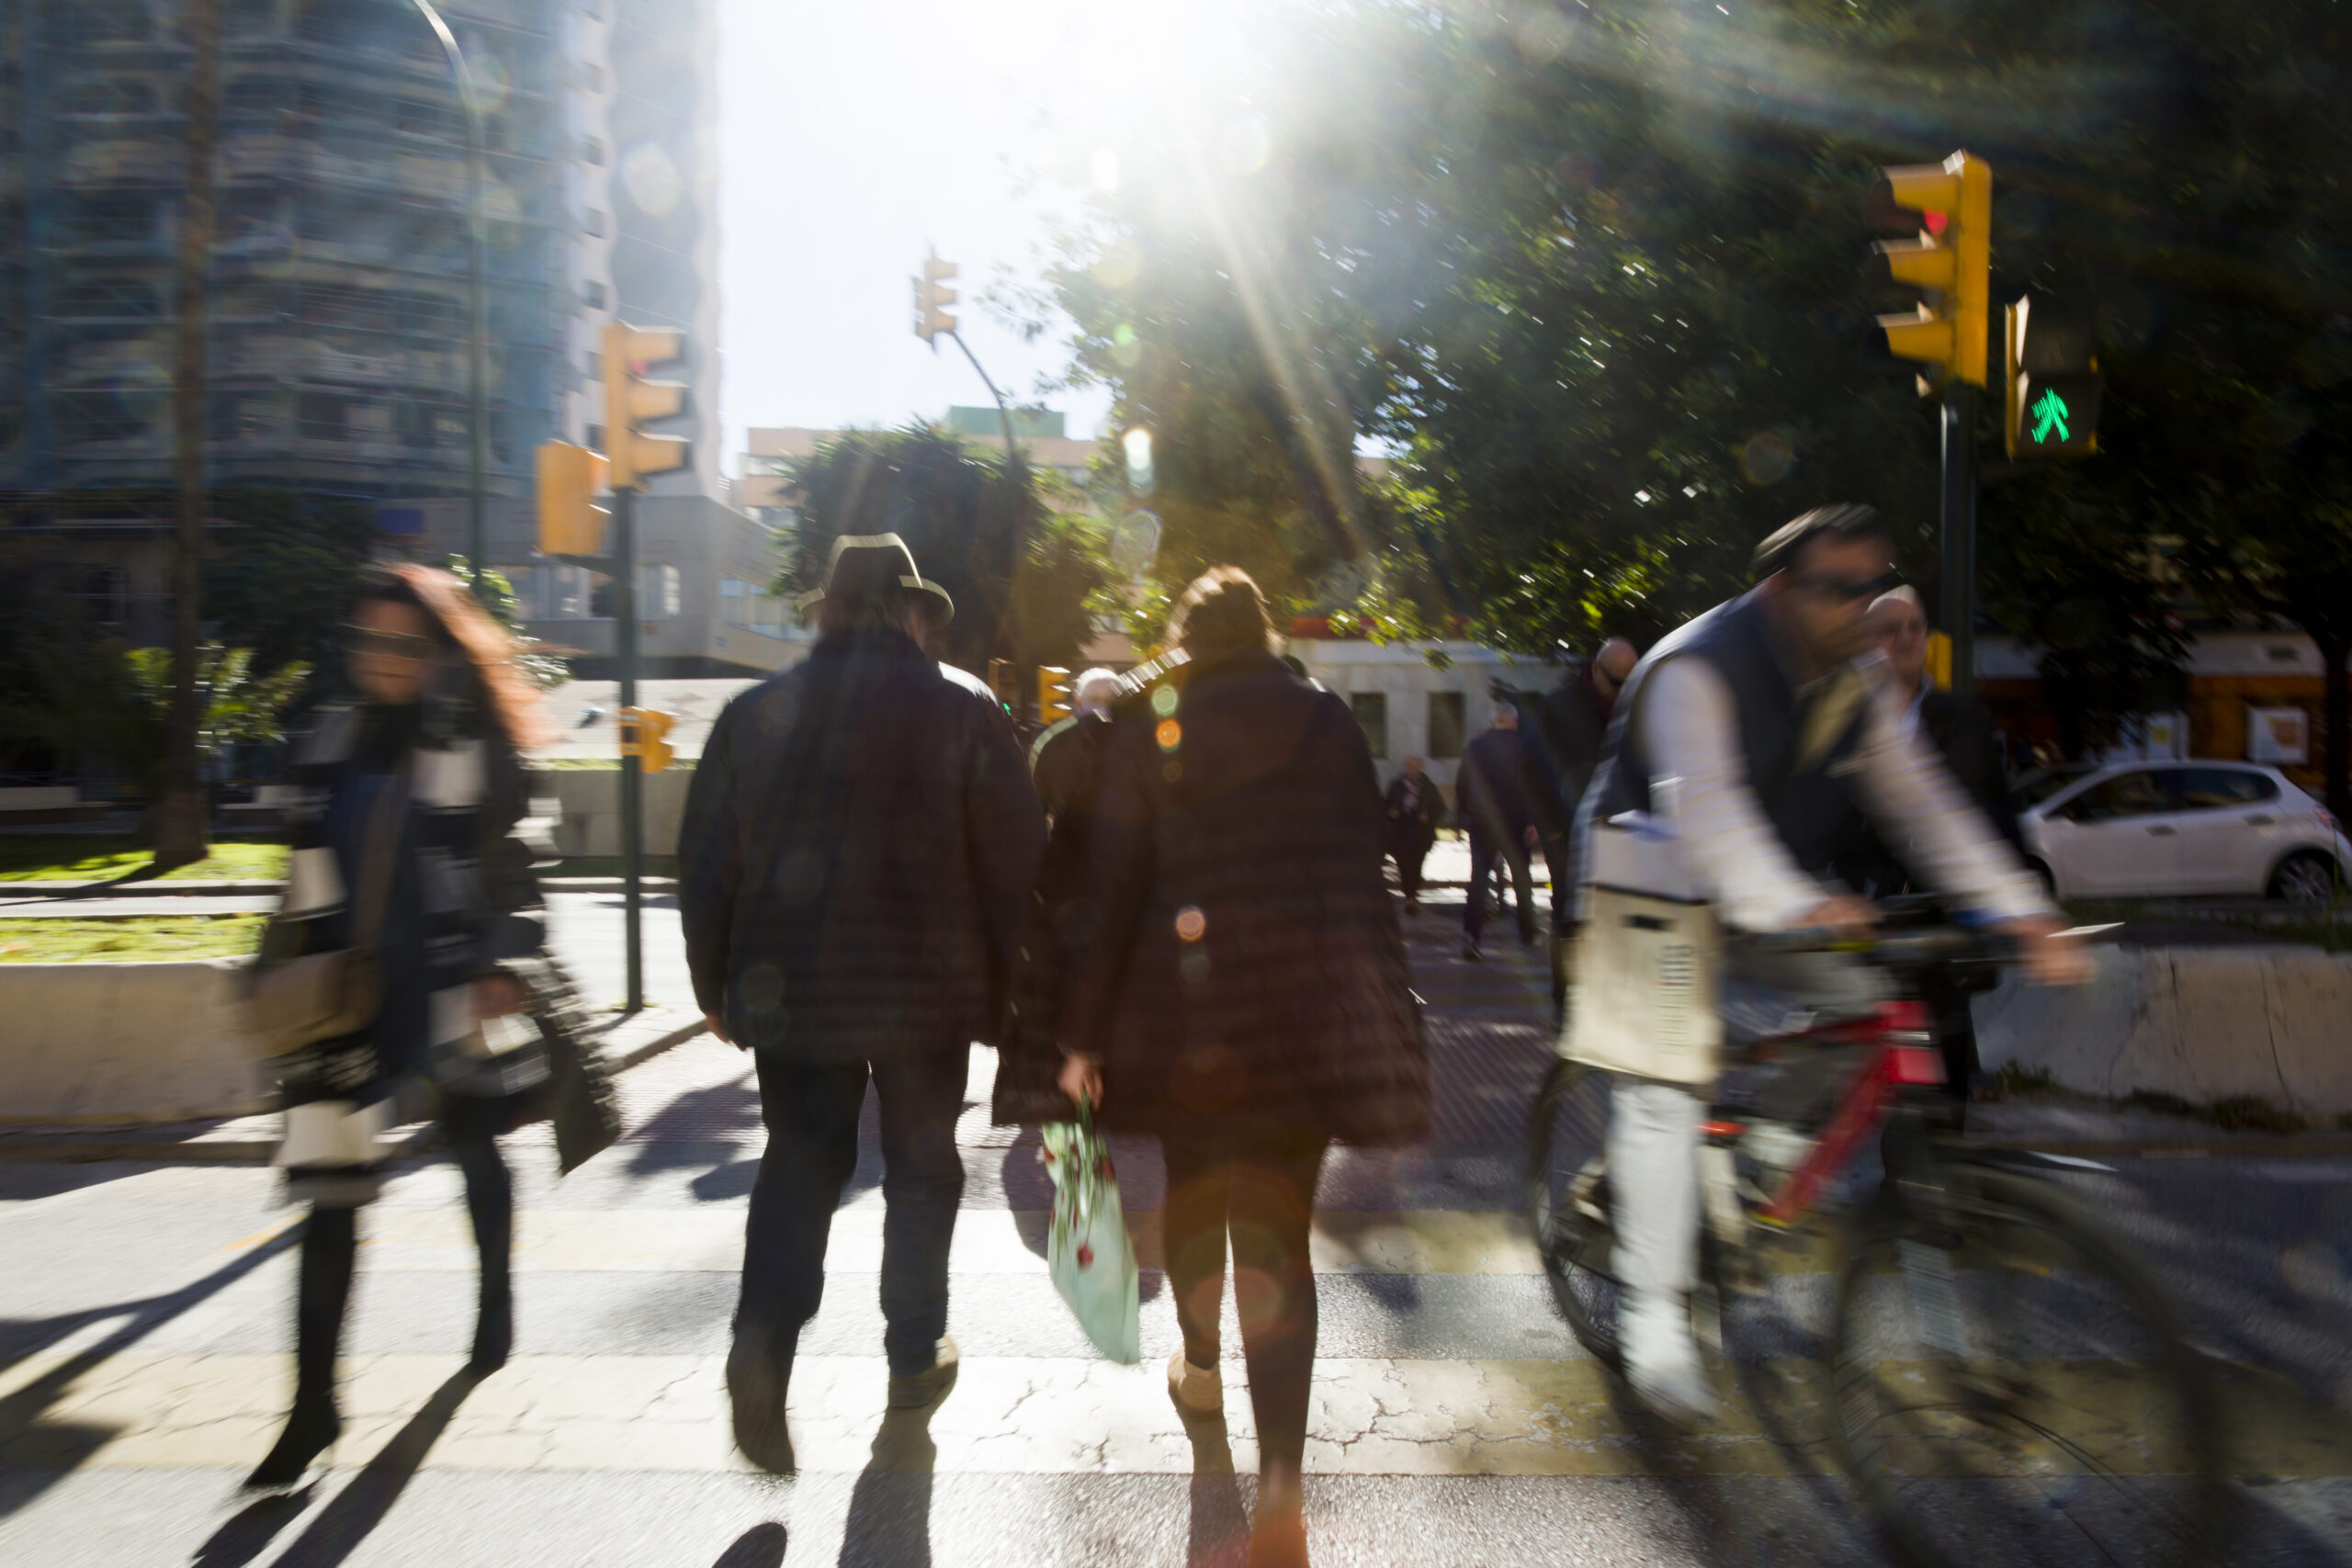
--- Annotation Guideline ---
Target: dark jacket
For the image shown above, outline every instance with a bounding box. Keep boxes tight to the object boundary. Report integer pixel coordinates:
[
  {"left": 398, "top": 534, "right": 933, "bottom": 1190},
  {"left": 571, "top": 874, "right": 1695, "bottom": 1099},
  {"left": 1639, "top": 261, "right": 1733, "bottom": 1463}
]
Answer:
[
  {"left": 1001, "top": 708, "right": 1116, "bottom": 1073},
  {"left": 1837, "top": 686, "right": 2021, "bottom": 897},
  {"left": 678, "top": 627, "right": 1046, "bottom": 1062},
  {"left": 996, "top": 649, "right": 1427, "bottom": 1145},
  {"left": 1384, "top": 773, "right": 1444, "bottom": 847},
  {"left": 1459, "top": 728, "right": 1555, "bottom": 843},
  {"left": 1533, "top": 670, "right": 1614, "bottom": 830}
]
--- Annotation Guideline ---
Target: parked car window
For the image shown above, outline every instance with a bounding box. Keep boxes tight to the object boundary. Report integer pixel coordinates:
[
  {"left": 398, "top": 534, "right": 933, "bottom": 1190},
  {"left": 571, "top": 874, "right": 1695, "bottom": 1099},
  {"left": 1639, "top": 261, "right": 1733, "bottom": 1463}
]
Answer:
[
  {"left": 2060, "top": 770, "right": 2173, "bottom": 823},
  {"left": 2011, "top": 765, "right": 2094, "bottom": 812},
  {"left": 2176, "top": 768, "right": 2278, "bottom": 809}
]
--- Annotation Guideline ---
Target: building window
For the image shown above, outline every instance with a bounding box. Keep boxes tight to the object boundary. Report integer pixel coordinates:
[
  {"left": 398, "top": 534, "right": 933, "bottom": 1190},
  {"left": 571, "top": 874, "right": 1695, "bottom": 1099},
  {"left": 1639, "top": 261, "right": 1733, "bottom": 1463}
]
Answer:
[
  {"left": 583, "top": 208, "right": 606, "bottom": 237},
  {"left": 65, "top": 78, "right": 157, "bottom": 117},
  {"left": 583, "top": 279, "right": 606, "bottom": 310},
  {"left": 1351, "top": 692, "right": 1389, "bottom": 760},
  {"left": 640, "top": 563, "right": 682, "bottom": 618},
  {"left": 580, "top": 135, "right": 605, "bottom": 165},
  {"left": 70, "top": 568, "right": 128, "bottom": 626},
  {"left": 1428, "top": 691, "right": 1465, "bottom": 760},
  {"left": 585, "top": 351, "right": 602, "bottom": 380},
  {"left": 583, "top": 423, "right": 605, "bottom": 452}
]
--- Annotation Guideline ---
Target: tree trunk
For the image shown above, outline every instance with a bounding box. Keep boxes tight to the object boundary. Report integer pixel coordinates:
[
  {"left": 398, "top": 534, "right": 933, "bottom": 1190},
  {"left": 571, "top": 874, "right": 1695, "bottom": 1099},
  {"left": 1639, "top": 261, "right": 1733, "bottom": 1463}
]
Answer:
[{"left": 152, "top": 0, "right": 227, "bottom": 870}]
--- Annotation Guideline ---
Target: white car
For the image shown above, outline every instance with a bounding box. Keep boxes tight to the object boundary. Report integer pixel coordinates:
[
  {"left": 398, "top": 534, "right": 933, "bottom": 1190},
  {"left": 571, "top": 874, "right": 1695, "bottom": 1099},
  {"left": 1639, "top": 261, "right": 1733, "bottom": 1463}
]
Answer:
[{"left": 2013, "top": 761, "right": 2351, "bottom": 904}]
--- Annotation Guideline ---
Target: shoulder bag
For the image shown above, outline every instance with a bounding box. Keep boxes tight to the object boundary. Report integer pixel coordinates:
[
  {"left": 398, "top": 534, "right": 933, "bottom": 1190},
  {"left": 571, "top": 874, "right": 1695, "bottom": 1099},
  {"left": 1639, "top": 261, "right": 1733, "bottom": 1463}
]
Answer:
[{"left": 243, "top": 765, "right": 409, "bottom": 1062}]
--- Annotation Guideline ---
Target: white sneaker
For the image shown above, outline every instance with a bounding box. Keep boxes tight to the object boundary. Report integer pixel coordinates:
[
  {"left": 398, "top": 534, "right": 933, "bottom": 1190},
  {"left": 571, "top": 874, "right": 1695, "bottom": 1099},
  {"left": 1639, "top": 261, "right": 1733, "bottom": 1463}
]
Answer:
[
  {"left": 1168, "top": 1348, "right": 1223, "bottom": 1414},
  {"left": 1622, "top": 1292, "right": 1715, "bottom": 1427}
]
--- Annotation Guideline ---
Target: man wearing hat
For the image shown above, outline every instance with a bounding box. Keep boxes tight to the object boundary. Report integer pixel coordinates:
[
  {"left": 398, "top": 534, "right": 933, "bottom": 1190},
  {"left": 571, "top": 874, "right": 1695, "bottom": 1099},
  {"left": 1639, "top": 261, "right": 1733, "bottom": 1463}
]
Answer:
[{"left": 680, "top": 533, "right": 1046, "bottom": 1472}]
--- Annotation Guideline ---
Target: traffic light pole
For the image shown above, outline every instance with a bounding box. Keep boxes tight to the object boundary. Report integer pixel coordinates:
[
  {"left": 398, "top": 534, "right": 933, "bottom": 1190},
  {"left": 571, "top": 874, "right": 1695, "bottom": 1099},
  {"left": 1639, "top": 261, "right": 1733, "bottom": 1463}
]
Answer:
[
  {"left": 613, "top": 484, "right": 644, "bottom": 1014},
  {"left": 1939, "top": 384, "right": 1980, "bottom": 700}
]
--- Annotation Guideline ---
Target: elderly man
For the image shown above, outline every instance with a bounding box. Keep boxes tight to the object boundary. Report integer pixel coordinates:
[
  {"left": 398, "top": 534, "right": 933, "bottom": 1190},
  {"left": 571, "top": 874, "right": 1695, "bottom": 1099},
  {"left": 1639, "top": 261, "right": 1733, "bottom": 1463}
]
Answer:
[
  {"left": 1458, "top": 703, "right": 1555, "bottom": 959},
  {"left": 679, "top": 533, "right": 1046, "bottom": 1472},
  {"left": 1384, "top": 755, "right": 1445, "bottom": 911}
]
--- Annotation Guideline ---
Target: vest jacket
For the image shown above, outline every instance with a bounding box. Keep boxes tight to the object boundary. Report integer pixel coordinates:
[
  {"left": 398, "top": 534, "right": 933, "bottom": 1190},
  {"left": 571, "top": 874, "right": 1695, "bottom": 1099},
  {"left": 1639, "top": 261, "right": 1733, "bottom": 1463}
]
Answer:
[{"left": 1589, "top": 589, "right": 1871, "bottom": 880}]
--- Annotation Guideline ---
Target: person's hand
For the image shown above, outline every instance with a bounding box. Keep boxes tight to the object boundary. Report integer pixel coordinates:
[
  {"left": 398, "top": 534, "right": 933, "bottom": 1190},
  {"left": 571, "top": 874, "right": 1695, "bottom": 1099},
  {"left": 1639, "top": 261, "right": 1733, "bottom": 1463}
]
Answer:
[
  {"left": 471, "top": 974, "right": 527, "bottom": 1019},
  {"left": 705, "top": 1013, "right": 737, "bottom": 1047},
  {"left": 1998, "top": 916, "right": 2094, "bottom": 987},
  {"left": 1794, "top": 895, "right": 1879, "bottom": 940},
  {"left": 1523, "top": 824, "right": 1541, "bottom": 850},
  {"left": 1057, "top": 1054, "right": 1103, "bottom": 1111}
]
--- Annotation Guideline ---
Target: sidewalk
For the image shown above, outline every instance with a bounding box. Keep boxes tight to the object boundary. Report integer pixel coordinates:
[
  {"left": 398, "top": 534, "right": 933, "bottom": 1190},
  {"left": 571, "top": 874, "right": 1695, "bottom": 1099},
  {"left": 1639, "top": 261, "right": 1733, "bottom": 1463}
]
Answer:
[{"left": 0, "top": 1007, "right": 707, "bottom": 1163}]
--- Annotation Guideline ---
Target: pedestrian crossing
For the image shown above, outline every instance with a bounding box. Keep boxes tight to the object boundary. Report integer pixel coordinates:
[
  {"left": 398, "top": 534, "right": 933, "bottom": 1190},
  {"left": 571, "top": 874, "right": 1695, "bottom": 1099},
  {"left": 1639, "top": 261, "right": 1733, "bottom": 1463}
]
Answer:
[{"left": 3, "top": 899, "right": 2348, "bottom": 1565}]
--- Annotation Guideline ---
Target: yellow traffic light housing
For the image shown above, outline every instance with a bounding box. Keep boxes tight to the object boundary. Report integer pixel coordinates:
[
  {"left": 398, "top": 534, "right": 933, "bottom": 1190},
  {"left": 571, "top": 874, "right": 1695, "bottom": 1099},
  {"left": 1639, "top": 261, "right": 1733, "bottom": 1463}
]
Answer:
[
  {"left": 1868, "top": 151, "right": 1992, "bottom": 390},
  {"left": 1037, "top": 666, "right": 1072, "bottom": 724},
  {"left": 617, "top": 706, "right": 676, "bottom": 773},
  {"left": 913, "top": 252, "right": 958, "bottom": 347},
  {"left": 602, "top": 321, "right": 692, "bottom": 489},
  {"left": 535, "top": 441, "right": 610, "bottom": 558}
]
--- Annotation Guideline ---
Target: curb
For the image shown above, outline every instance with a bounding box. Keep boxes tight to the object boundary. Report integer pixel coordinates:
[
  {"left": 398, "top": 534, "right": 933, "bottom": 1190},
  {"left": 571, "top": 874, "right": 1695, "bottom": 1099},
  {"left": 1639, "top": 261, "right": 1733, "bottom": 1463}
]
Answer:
[
  {"left": 1, "top": 876, "right": 685, "bottom": 900},
  {"left": 0, "top": 1012, "right": 709, "bottom": 1165},
  {"left": 1964, "top": 1133, "right": 2352, "bottom": 1160}
]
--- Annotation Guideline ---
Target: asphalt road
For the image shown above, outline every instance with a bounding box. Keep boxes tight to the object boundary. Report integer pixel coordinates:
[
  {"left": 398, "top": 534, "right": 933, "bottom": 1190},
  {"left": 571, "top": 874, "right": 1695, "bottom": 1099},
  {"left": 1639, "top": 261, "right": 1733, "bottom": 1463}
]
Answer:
[{"left": 0, "top": 893, "right": 2347, "bottom": 1566}]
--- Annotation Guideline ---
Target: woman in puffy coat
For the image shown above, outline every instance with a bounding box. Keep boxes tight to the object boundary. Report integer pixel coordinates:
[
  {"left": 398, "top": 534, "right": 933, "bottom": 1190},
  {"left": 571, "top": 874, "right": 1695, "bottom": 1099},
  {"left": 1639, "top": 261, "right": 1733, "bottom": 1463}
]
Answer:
[
  {"left": 243, "top": 564, "right": 553, "bottom": 1491},
  {"left": 1002, "top": 567, "right": 1427, "bottom": 1568}
]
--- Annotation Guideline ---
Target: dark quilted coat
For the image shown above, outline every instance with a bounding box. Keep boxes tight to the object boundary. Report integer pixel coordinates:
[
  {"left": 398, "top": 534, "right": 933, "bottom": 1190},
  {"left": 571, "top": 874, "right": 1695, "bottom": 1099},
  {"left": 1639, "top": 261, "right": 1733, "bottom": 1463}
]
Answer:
[
  {"left": 678, "top": 627, "right": 1046, "bottom": 1062},
  {"left": 995, "top": 649, "right": 1427, "bottom": 1146}
]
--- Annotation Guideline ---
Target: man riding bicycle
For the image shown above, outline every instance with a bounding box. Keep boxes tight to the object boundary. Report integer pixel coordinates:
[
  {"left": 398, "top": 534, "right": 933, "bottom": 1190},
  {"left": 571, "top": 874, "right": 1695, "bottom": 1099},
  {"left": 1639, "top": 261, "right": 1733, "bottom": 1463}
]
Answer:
[{"left": 1572, "top": 502, "right": 2089, "bottom": 1423}]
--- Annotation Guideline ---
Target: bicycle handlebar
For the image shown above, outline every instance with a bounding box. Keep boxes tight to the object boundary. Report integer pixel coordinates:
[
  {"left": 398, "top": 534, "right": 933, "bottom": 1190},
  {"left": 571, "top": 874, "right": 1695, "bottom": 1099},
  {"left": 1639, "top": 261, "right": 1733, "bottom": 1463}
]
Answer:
[{"left": 1736, "top": 926, "right": 2018, "bottom": 964}]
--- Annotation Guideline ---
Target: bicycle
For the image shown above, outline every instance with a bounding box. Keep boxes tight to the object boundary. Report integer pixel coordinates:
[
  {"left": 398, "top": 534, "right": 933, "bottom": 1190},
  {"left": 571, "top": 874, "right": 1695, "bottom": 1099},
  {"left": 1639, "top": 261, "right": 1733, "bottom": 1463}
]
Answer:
[{"left": 1526, "top": 911, "right": 2231, "bottom": 1568}]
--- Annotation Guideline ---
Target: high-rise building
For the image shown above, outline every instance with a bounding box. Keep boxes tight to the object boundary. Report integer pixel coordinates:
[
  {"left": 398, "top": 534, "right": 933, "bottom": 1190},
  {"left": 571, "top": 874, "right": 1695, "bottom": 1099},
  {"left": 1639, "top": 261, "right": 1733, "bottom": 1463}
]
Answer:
[{"left": 0, "top": 0, "right": 719, "bottom": 510}]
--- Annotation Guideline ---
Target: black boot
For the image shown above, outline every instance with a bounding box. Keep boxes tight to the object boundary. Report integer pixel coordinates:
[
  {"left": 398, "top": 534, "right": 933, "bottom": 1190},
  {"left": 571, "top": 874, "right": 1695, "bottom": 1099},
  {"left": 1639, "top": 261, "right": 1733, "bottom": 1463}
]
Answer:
[
  {"left": 458, "top": 1122, "right": 515, "bottom": 1375},
  {"left": 244, "top": 1207, "right": 356, "bottom": 1491}
]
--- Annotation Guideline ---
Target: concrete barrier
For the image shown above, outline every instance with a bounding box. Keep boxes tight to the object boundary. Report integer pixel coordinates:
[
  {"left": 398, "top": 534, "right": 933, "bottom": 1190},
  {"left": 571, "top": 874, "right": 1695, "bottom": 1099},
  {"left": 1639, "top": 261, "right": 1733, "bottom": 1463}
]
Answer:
[
  {"left": 0, "top": 959, "right": 266, "bottom": 1125},
  {"left": 534, "top": 769, "right": 693, "bottom": 862},
  {"left": 1974, "top": 944, "right": 2352, "bottom": 1117}
]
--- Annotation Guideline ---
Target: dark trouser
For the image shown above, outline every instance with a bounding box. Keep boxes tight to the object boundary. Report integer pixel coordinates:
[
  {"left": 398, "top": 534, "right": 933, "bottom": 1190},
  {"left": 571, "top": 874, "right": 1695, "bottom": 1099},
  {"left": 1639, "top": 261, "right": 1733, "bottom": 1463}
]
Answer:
[
  {"left": 1160, "top": 1131, "right": 1329, "bottom": 1475},
  {"left": 1391, "top": 832, "right": 1433, "bottom": 901},
  {"left": 1464, "top": 829, "right": 1536, "bottom": 944},
  {"left": 1924, "top": 969, "right": 1984, "bottom": 1121},
  {"left": 738, "top": 1046, "right": 967, "bottom": 1378},
  {"left": 289, "top": 1091, "right": 512, "bottom": 1411}
]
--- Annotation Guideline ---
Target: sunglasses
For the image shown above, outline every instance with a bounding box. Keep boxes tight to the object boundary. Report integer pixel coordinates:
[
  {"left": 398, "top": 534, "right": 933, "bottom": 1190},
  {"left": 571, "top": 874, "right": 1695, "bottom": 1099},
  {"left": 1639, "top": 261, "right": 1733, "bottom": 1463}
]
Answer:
[
  {"left": 344, "top": 625, "right": 437, "bottom": 659},
  {"left": 1789, "top": 570, "right": 1903, "bottom": 605}
]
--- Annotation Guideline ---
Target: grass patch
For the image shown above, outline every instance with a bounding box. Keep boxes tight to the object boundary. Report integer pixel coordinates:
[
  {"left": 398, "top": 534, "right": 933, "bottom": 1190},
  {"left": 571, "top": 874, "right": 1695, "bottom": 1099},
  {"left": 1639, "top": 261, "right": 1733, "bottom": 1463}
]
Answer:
[
  {"left": 0, "top": 837, "right": 289, "bottom": 883},
  {"left": 2205, "top": 1096, "right": 2309, "bottom": 1134},
  {"left": 0, "top": 915, "right": 266, "bottom": 963}
]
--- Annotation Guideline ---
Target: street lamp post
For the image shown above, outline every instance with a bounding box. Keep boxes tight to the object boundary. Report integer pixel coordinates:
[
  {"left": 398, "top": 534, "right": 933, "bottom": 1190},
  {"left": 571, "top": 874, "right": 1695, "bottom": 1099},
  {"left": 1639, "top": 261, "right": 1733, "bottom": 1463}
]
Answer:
[{"left": 410, "top": 0, "right": 489, "bottom": 589}]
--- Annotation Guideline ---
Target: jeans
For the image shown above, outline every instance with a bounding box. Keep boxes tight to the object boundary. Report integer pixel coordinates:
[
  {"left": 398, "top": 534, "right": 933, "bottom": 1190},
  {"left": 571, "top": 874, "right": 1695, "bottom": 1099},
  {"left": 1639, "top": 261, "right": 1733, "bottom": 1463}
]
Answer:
[
  {"left": 1160, "top": 1131, "right": 1328, "bottom": 1474},
  {"left": 737, "top": 1046, "right": 968, "bottom": 1377}
]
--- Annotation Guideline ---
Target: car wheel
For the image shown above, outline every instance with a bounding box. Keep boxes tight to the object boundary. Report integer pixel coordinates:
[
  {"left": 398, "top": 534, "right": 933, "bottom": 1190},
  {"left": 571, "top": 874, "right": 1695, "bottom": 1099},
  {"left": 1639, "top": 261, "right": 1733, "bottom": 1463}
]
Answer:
[{"left": 2268, "top": 851, "right": 2340, "bottom": 908}]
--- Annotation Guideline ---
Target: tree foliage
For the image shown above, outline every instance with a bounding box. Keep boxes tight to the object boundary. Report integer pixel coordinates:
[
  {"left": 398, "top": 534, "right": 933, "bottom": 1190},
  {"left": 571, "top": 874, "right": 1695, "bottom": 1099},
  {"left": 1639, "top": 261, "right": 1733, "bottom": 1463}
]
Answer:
[{"left": 1037, "top": 0, "right": 2352, "bottom": 790}]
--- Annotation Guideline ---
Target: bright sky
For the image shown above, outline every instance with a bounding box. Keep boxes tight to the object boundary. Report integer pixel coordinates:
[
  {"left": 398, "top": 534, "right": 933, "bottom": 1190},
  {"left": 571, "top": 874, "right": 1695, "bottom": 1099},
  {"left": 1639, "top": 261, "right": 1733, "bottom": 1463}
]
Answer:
[{"left": 714, "top": 1, "right": 1131, "bottom": 472}]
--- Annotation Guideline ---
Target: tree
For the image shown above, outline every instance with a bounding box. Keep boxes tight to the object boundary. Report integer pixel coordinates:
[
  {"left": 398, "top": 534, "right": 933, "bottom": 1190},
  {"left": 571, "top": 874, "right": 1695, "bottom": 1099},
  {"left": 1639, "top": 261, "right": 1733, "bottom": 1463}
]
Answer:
[
  {"left": 156, "top": 0, "right": 229, "bottom": 871},
  {"left": 772, "top": 426, "right": 1043, "bottom": 677}
]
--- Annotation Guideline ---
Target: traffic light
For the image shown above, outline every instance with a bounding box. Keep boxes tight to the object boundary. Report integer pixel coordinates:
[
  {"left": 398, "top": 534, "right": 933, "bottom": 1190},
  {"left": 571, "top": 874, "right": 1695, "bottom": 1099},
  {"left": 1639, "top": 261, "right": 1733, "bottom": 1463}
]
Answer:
[
  {"left": 913, "top": 252, "right": 957, "bottom": 347},
  {"left": 1866, "top": 151, "right": 1992, "bottom": 390},
  {"left": 2004, "top": 294, "right": 2102, "bottom": 459},
  {"left": 535, "top": 441, "right": 610, "bottom": 558},
  {"left": 602, "top": 321, "right": 692, "bottom": 490},
  {"left": 617, "top": 706, "right": 675, "bottom": 773},
  {"left": 1037, "top": 666, "right": 1072, "bottom": 724}
]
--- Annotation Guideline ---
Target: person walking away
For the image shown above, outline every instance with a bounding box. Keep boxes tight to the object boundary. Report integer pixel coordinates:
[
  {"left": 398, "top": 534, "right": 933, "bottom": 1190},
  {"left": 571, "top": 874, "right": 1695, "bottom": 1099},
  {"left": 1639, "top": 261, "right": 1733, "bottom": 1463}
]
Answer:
[
  {"left": 1384, "top": 755, "right": 1444, "bottom": 912},
  {"left": 1576, "top": 504, "right": 2086, "bottom": 1424},
  {"left": 1837, "top": 586, "right": 2023, "bottom": 1119},
  {"left": 1458, "top": 703, "right": 1555, "bottom": 959},
  {"left": 1019, "top": 568, "right": 1428, "bottom": 1568},
  {"left": 1532, "top": 637, "right": 1638, "bottom": 1015},
  {"left": 679, "top": 533, "right": 1045, "bottom": 1474},
  {"left": 991, "top": 667, "right": 1125, "bottom": 1118},
  {"left": 245, "top": 565, "right": 553, "bottom": 1490}
]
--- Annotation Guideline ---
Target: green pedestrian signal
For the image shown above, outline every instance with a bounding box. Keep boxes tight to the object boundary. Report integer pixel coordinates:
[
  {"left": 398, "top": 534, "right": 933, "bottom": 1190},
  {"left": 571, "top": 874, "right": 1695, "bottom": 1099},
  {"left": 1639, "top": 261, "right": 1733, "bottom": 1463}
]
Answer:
[{"left": 2030, "top": 388, "right": 2071, "bottom": 445}]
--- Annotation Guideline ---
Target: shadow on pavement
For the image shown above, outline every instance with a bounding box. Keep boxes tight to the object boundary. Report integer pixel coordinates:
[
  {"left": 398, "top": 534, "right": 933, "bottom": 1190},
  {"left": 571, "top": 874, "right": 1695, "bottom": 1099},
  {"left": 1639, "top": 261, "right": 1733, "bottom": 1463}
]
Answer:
[
  {"left": 837, "top": 1401, "right": 942, "bottom": 1567},
  {"left": 0, "top": 1224, "right": 299, "bottom": 1518},
  {"left": 187, "top": 1484, "right": 317, "bottom": 1568},
  {"left": 1180, "top": 1405, "right": 1247, "bottom": 1568},
  {"left": 712, "top": 1520, "right": 787, "bottom": 1568},
  {"left": 262, "top": 1369, "right": 481, "bottom": 1568}
]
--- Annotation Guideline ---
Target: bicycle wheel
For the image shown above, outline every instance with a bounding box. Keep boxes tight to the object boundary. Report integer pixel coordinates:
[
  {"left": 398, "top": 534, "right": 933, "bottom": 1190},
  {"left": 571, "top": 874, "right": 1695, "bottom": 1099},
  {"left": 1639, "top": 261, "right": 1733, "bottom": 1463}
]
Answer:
[
  {"left": 1524, "top": 1055, "right": 1623, "bottom": 1365},
  {"left": 1830, "top": 1163, "right": 2230, "bottom": 1568}
]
